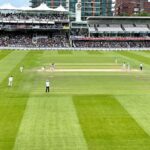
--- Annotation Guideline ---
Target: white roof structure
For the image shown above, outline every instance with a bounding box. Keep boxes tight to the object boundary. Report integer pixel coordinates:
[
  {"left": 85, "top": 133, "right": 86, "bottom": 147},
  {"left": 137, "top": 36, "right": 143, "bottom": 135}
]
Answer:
[
  {"left": 54, "top": 5, "right": 68, "bottom": 12},
  {"left": 32, "top": 3, "right": 54, "bottom": 11},
  {"left": 0, "top": 3, "right": 68, "bottom": 13},
  {"left": 19, "top": 6, "right": 33, "bottom": 11}
]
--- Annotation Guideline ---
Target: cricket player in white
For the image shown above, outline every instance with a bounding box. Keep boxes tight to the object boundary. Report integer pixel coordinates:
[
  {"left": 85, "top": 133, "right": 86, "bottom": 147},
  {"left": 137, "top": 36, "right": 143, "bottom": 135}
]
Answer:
[
  {"left": 122, "top": 62, "right": 126, "bottom": 71},
  {"left": 20, "top": 66, "right": 24, "bottom": 72},
  {"left": 42, "top": 66, "right": 45, "bottom": 71},
  {"left": 140, "top": 64, "right": 143, "bottom": 71},
  {"left": 127, "top": 63, "right": 130, "bottom": 72},
  {"left": 8, "top": 76, "right": 13, "bottom": 87},
  {"left": 46, "top": 80, "right": 50, "bottom": 92},
  {"left": 50, "top": 63, "right": 55, "bottom": 72}
]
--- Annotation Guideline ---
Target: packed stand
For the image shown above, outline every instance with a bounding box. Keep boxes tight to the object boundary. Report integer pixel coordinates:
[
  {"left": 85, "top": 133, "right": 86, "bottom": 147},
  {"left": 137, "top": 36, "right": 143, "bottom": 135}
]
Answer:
[
  {"left": 0, "top": 13, "right": 68, "bottom": 22},
  {"left": 0, "top": 24, "right": 68, "bottom": 30},
  {"left": 70, "top": 28, "right": 88, "bottom": 37},
  {"left": 0, "top": 32, "right": 70, "bottom": 48},
  {"left": 73, "top": 41, "right": 150, "bottom": 48}
]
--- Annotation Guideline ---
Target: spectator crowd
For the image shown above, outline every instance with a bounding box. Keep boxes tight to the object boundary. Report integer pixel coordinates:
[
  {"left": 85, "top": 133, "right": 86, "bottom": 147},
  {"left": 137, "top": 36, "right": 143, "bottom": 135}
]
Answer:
[
  {"left": 0, "top": 13, "right": 68, "bottom": 22},
  {"left": 0, "top": 32, "right": 70, "bottom": 48},
  {"left": 73, "top": 41, "right": 150, "bottom": 48},
  {"left": 0, "top": 24, "right": 68, "bottom": 30},
  {"left": 0, "top": 32, "right": 150, "bottom": 48}
]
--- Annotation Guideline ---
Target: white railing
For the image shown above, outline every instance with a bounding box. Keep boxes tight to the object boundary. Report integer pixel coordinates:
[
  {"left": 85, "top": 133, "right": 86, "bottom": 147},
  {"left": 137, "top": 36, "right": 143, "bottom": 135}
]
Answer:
[{"left": 0, "top": 47, "right": 150, "bottom": 51}]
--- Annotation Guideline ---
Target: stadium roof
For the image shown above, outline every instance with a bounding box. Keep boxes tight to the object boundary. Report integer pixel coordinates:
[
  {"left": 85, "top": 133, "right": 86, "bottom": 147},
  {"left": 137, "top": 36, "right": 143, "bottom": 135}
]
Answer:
[
  {"left": 19, "top": 6, "right": 32, "bottom": 11},
  {"left": 87, "top": 16, "right": 150, "bottom": 24},
  {"left": 54, "top": 5, "right": 68, "bottom": 12},
  {"left": 0, "top": 3, "right": 68, "bottom": 12},
  {"left": 32, "top": 3, "right": 54, "bottom": 11},
  {"left": 87, "top": 16, "right": 150, "bottom": 20}
]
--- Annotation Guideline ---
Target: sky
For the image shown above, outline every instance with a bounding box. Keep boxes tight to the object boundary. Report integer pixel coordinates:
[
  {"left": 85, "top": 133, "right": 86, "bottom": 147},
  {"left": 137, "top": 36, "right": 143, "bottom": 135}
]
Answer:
[{"left": 0, "top": 0, "right": 30, "bottom": 7}]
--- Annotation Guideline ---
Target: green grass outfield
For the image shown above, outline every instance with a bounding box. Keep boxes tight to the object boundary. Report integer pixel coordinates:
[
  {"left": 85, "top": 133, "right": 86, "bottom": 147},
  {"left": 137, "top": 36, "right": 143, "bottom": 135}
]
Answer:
[{"left": 0, "top": 50, "right": 150, "bottom": 150}]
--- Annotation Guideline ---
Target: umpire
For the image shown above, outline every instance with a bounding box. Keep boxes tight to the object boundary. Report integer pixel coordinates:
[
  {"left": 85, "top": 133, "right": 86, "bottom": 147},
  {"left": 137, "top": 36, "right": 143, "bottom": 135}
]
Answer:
[{"left": 45, "top": 80, "right": 50, "bottom": 92}]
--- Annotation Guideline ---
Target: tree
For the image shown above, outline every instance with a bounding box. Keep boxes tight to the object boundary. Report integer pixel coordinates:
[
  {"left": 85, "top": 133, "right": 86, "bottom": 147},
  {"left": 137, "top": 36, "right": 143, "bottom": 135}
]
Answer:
[{"left": 134, "top": 11, "right": 150, "bottom": 16}]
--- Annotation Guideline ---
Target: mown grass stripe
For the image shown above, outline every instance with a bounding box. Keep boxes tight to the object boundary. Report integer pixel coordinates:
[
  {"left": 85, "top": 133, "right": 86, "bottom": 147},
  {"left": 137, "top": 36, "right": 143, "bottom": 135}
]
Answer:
[
  {"left": 0, "top": 50, "right": 150, "bottom": 150},
  {"left": 0, "top": 51, "right": 28, "bottom": 83},
  {"left": 13, "top": 96, "right": 88, "bottom": 150},
  {"left": 28, "top": 72, "right": 150, "bottom": 96},
  {"left": 0, "top": 50, "right": 13, "bottom": 61},
  {"left": 73, "top": 95, "right": 150, "bottom": 150},
  {"left": 87, "top": 51, "right": 103, "bottom": 55},
  {"left": 117, "top": 51, "right": 150, "bottom": 66},
  {"left": 58, "top": 50, "right": 73, "bottom": 55},
  {"left": 116, "top": 95, "right": 150, "bottom": 137},
  {"left": 0, "top": 51, "right": 42, "bottom": 150},
  {"left": 131, "top": 51, "right": 150, "bottom": 58}
]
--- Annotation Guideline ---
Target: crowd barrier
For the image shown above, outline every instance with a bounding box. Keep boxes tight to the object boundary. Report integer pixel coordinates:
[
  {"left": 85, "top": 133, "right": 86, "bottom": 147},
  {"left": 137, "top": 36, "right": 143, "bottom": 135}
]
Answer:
[{"left": 0, "top": 47, "right": 150, "bottom": 51}]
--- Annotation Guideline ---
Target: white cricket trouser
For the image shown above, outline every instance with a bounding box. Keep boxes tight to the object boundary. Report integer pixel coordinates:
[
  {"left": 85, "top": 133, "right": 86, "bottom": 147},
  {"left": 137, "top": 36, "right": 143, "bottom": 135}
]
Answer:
[{"left": 8, "top": 81, "right": 13, "bottom": 86}]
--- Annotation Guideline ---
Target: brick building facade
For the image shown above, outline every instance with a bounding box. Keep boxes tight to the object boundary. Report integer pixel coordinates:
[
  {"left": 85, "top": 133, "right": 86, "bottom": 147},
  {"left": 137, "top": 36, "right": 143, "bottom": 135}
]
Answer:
[{"left": 115, "top": 0, "right": 150, "bottom": 15}]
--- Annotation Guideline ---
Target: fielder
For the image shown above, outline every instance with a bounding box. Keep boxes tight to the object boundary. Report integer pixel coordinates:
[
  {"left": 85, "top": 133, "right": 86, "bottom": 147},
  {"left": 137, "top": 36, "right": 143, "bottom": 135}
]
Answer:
[
  {"left": 20, "top": 66, "right": 24, "bottom": 72},
  {"left": 127, "top": 63, "right": 130, "bottom": 72},
  {"left": 122, "top": 62, "right": 126, "bottom": 71},
  {"left": 8, "top": 76, "right": 13, "bottom": 87},
  {"left": 50, "top": 63, "right": 55, "bottom": 72},
  {"left": 140, "top": 63, "right": 143, "bottom": 71},
  {"left": 41, "top": 66, "right": 45, "bottom": 71}
]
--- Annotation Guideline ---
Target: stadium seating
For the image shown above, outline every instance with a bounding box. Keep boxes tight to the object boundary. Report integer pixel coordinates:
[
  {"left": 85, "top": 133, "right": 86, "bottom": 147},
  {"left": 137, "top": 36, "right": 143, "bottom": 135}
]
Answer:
[
  {"left": 96, "top": 24, "right": 123, "bottom": 33},
  {"left": 88, "top": 24, "right": 96, "bottom": 32},
  {"left": 0, "top": 10, "right": 150, "bottom": 49},
  {"left": 0, "top": 32, "right": 70, "bottom": 48},
  {"left": 0, "top": 13, "right": 69, "bottom": 22},
  {"left": 73, "top": 41, "right": 150, "bottom": 48},
  {"left": 123, "top": 24, "right": 149, "bottom": 33}
]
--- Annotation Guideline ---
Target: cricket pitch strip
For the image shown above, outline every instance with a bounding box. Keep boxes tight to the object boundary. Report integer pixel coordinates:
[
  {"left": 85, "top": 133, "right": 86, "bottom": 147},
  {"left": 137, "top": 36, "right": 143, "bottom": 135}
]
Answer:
[{"left": 37, "top": 68, "right": 140, "bottom": 72}]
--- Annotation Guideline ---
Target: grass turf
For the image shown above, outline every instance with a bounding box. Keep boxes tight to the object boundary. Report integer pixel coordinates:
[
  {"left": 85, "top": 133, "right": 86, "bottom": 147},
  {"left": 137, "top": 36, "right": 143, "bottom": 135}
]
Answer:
[
  {"left": 74, "top": 95, "right": 150, "bottom": 150},
  {"left": 0, "top": 50, "right": 150, "bottom": 150}
]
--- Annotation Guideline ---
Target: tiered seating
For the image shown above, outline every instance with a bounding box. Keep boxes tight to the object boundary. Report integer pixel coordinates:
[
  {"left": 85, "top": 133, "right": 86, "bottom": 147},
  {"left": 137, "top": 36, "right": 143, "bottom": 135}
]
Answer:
[
  {"left": 88, "top": 24, "right": 96, "bottom": 32},
  {"left": 88, "top": 23, "right": 150, "bottom": 33},
  {"left": 109, "top": 24, "right": 123, "bottom": 32},
  {"left": 123, "top": 24, "right": 149, "bottom": 32},
  {"left": 97, "top": 24, "right": 123, "bottom": 33},
  {"left": 135, "top": 24, "right": 149, "bottom": 32},
  {"left": 0, "top": 32, "right": 70, "bottom": 48},
  {"left": 73, "top": 40, "right": 150, "bottom": 48}
]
